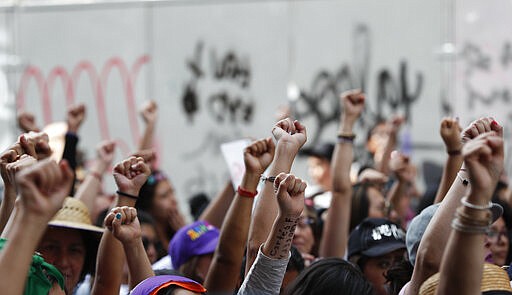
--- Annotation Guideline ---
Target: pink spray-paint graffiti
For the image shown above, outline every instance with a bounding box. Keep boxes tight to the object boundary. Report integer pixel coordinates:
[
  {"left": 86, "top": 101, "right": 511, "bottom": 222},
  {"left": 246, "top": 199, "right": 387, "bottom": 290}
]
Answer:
[{"left": 16, "top": 55, "right": 151, "bottom": 155}]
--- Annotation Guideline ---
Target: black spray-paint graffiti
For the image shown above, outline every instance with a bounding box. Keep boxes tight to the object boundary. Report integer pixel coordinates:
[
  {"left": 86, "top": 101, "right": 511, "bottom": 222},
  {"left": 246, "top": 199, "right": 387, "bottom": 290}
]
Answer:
[
  {"left": 295, "top": 24, "right": 424, "bottom": 145},
  {"left": 461, "top": 42, "right": 512, "bottom": 108},
  {"left": 181, "top": 41, "right": 254, "bottom": 124},
  {"left": 460, "top": 41, "right": 512, "bottom": 171}
]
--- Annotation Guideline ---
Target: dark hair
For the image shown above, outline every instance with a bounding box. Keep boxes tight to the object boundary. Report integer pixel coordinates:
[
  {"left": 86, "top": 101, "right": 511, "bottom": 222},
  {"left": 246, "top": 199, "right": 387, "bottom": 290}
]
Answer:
[
  {"left": 304, "top": 204, "right": 322, "bottom": 257},
  {"left": 137, "top": 209, "right": 156, "bottom": 226},
  {"left": 385, "top": 260, "right": 414, "bottom": 295},
  {"left": 136, "top": 170, "right": 163, "bottom": 212},
  {"left": 285, "top": 258, "right": 373, "bottom": 295},
  {"left": 287, "top": 246, "right": 305, "bottom": 273},
  {"left": 350, "top": 183, "right": 371, "bottom": 232},
  {"left": 79, "top": 231, "right": 99, "bottom": 283},
  {"left": 188, "top": 193, "right": 210, "bottom": 221}
]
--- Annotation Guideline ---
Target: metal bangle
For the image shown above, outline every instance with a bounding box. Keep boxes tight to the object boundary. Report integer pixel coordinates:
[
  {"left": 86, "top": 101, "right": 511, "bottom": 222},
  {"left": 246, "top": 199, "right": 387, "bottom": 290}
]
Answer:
[{"left": 461, "top": 196, "right": 492, "bottom": 210}]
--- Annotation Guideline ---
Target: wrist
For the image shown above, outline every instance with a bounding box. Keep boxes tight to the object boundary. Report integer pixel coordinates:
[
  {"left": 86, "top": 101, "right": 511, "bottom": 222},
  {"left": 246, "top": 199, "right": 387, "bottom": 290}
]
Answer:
[
  {"left": 340, "top": 119, "right": 356, "bottom": 131},
  {"left": 240, "top": 173, "right": 261, "bottom": 191}
]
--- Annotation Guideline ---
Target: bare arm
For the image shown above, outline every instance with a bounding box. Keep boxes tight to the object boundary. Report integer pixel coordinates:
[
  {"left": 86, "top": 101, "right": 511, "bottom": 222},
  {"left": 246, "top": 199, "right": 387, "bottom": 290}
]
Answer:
[
  {"left": 0, "top": 159, "right": 72, "bottom": 295},
  {"left": 436, "top": 131, "right": 503, "bottom": 295},
  {"left": 405, "top": 117, "right": 500, "bottom": 295},
  {"left": 246, "top": 118, "right": 307, "bottom": 274},
  {"left": 198, "top": 180, "right": 235, "bottom": 229},
  {"left": 91, "top": 156, "right": 151, "bottom": 295},
  {"left": 138, "top": 100, "right": 158, "bottom": 151},
  {"left": 375, "top": 116, "right": 404, "bottom": 176},
  {"left": 434, "top": 118, "right": 463, "bottom": 204},
  {"left": 319, "top": 90, "right": 364, "bottom": 258},
  {"left": 75, "top": 141, "right": 116, "bottom": 217},
  {"left": 205, "top": 138, "right": 275, "bottom": 292},
  {"left": 105, "top": 206, "right": 154, "bottom": 290}
]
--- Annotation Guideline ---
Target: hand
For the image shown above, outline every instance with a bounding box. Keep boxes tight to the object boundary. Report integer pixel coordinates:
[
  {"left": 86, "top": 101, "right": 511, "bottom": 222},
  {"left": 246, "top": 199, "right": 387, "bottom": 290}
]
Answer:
[
  {"left": 341, "top": 89, "right": 365, "bottom": 124},
  {"left": 96, "top": 140, "right": 116, "bottom": 167},
  {"left": 6, "top": 155, "right": 37, "bottom": 188},
  {"left": 130, "top": 149, "right": 157, "bottom": 169},
  {"left": 140, "top": 100, "right": 158, "bottom": 125},
  {"left": 20, "top": 132, "right": 52, "bottom": 160},
  {"left": 113, "top": 156, "right": 151, "bottom": 196},
  {"left": 16, "top": 159, "right": 74, "bottom": 221},
  {"left": 358, "top": 168, "right": 389, "bottom": 184},
  {"left": 389, "top": 151, "right": 415, "bottom": 183},
  {"left": 105, "top": 206, "right": 141, "bottom": 245},
  {"left": 17, "top": 111, "right": 40, "bottom": 133},
  {"left": 461, "top": 117, "right": 502, "bottom": 144},
  {"left": 463, "top": 132, "right": 504, "bottom": 201},
  {"left": 440, "top": 117, "right": 462, "bottom": 152},
  {"left": 273, "top": 173, "right": 307, "bottom": 218},
  {"left": 244, "top": 138, "right": 275, "bottom": 175},
  {"left": 387, "top": 115, "right": 405, "bottom": 137},
  {"left": 0, "top": 146, "right": 20, "bottom": 187},
  {"left": 67, "top": 104, "right": 86, "bottom": 133},
  {"left": 271, "top": 118, "right": 307, "bottom": 152}
]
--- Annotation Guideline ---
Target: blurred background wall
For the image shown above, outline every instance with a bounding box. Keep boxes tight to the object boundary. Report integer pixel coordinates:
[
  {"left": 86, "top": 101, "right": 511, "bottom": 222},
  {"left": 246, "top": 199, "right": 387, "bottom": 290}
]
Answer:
[{"left": 0, "top": 0, "right": 508, "bottom": 217}]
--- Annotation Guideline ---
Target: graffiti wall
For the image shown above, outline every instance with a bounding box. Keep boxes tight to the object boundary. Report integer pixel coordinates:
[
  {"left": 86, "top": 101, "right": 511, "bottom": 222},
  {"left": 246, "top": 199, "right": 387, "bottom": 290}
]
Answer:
[{"left": 1, "top": 0, "right": 454, "bottom": 215}]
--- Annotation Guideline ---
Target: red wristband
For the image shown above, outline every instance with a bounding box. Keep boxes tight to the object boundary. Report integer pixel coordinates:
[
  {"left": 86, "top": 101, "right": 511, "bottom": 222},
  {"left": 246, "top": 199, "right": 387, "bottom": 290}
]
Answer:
[{"left": 237, "top": 186, "right": 258, "bottom": 198}]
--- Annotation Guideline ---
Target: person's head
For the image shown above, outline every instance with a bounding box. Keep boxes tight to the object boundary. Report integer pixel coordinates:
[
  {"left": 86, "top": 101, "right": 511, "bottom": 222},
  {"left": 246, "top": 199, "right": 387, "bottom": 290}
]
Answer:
[
  {"left": 293, "top": 204, "right": 320, "bottom": 256},
  {"left": 169, "top": 221, "right": 219, "bottom": 283},
  {"left": 419, "top": 263, "right": 512, "bottom": 295},
  {"left": 348, "top": 218, "right": 406, "bottom": 295},
  {"left": 350, "top": 182, "right": 387, "bottom": 231},
  {"left": 284, "top": 257, "right": 373, "bottom": 295},
  {"left": 137, "top": 170, "right": 178, "bottom": 224},
  {"left": 366, "top": 119, "right": 387, "bottom": 155},
  {"left": 138, "top": 210, "right": 161, "bottom": 264},
  {"left": 188, "top": 193, "right": 210, "bottom": 221},
  {"left": 130, "top": 275, "right": 207, "bottom": 295},
  {"left": 486, "top": 216, "right": 509, "bottom": 266},
  {"left": 302, "top": 142, "right": 334, "bottom": 191},
  {"left": 38, "top": 197, "right": 103, "bottom": 294}
]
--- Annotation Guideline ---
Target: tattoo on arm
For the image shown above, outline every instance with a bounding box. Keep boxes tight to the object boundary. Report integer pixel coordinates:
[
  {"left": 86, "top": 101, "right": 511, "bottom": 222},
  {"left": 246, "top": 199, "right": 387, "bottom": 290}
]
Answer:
[{"left": 269, "top": 217, "right": 298, "bottom": 259}]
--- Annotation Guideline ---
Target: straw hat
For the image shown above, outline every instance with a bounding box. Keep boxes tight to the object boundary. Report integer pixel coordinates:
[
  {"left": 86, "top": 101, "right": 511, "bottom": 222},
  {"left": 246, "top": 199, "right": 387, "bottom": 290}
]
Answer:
[
  {"left": 48, "top": 197, "right": 104, "bottom": 237},
  {"left": 419, "top": 263, "right": 512, "bottom": 295}
]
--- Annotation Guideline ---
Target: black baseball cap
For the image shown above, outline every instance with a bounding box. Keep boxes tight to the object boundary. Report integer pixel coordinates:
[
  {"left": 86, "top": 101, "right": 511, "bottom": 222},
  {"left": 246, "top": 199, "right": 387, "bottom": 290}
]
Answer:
[
  {"left": 348, "top": 218, "right": 406, "bottom": 259},
  {"left": 301, "top": 142, "right": 335, "bottom": 161}
]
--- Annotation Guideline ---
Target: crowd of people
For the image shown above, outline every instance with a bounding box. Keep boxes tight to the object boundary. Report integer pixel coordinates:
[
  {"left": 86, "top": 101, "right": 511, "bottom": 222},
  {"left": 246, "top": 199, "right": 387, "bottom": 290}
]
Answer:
[{"left": 1, "top": 89, "right": 512, "bottom": 295}]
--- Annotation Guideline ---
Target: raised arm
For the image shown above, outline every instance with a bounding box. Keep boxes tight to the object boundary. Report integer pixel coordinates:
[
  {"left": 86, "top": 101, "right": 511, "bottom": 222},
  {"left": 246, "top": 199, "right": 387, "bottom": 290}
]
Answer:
[
  {"left": 434, "top": 118, "right": 463, "bottom": 203},
  {"left": 245, "top": 118, "right": 306, "bottom": 273},
  {"left": 0, "top": 159, "right": 72, "bottom": 295},
  {"left": 75, "top": 141, "right": 116, "bottom": 217},
  {"left": 386, "top": 151, "right": 416, "bottom": 222},
  {"left": 198, "top": 180, "right": 235, "bottom": 229},
  {"left": 138, "top": 100, "right": 158, "bottom": 151},
  {"left": 436, "top": 131, "right": 503, "bottom": 295},
  {"left": 105, "top": 206, "right": 154, "bottom": 289},
  {"left": 0, "top": 133, "right": 51, "bottom": 235},
  {"left": 17, "top": 111, "right": 40, "bottom": 133},
  {"left": 205, "top": 137, "right": 275, "bottom": 292},
  {"left": 319, "top": 89, "right": 364, "bottom": 258},
  {"left": 239, "top": 173, "right": 306, "bottom": 295},
  {"left": 375, "top": 116, "right": 404, "bottom": 176},
  {"left": 405, "top": 117, "right": 501, "bottom": 295},
  {"left": 91, "top": 156, "right": 150, "bottom": 295}
]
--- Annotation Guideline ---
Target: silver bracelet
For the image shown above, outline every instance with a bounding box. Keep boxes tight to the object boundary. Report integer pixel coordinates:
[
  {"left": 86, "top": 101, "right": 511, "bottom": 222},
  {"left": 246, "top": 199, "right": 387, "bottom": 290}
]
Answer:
[
  {"left": 461, "top": 196, "right": 492, "bottom": 210},
  {"left": 451, "top": 218, "right": 489, "bottom": 234}
]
